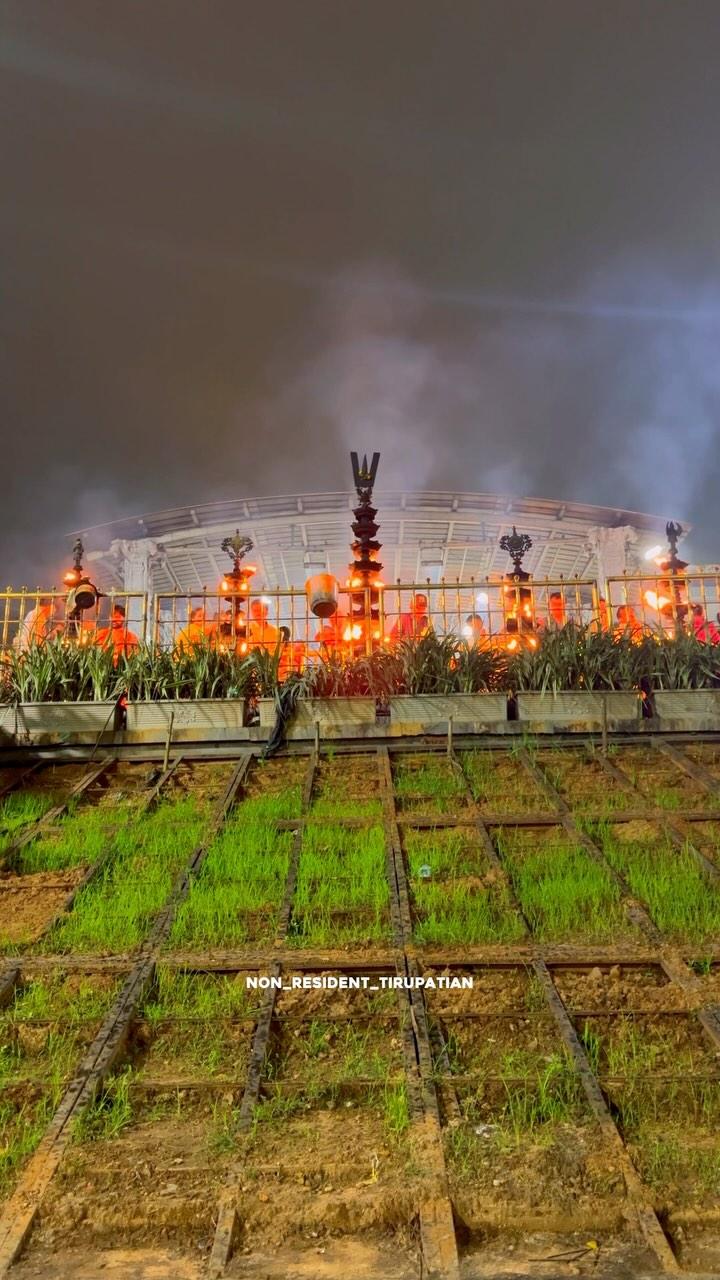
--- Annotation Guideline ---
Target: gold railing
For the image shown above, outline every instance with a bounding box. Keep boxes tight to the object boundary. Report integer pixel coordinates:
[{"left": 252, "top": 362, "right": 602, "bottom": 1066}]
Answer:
[
  {"left": 606, "top": 572, "right": 720, "bottom": 638},
  {"left": 0, "top": 590, "right": 149, "bottom": 652},
  {"left": 3, "top": 572, "right": 718, "bottom": 658},
  {"left": 153, "top": 579, "right": 601, "bottom": 655}
]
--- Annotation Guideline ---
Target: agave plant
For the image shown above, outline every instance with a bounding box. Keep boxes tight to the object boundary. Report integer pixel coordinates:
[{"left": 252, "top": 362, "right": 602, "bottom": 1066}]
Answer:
[
  {"left": 507, "top": 623, "right": 646, "bottom": 693},
  {"left": 646, "top": 631, "right": 720, "bottom": 690},
  {"left": 4, "top": 638, "right": 123, "bottom": 704}
]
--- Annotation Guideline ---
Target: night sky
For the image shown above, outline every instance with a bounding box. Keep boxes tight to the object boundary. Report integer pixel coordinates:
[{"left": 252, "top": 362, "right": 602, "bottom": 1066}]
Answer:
[{"left": 3, "top": 1, "right": 720, "bottom": 584}]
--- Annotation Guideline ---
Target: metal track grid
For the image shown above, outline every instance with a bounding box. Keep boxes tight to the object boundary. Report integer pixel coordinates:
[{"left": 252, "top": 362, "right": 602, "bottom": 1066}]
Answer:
[{"left": 0, "top": 741, "right": 718, "bottom": 1276}]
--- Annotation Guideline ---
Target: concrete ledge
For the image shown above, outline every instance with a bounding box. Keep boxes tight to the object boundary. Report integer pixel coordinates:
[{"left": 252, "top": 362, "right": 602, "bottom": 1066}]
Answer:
[
  {"left": 652, "top": 690, "right": 720, "bottom": 732},
  {"left": 516, "top": 691, "right": 641, "bottom": 732}
]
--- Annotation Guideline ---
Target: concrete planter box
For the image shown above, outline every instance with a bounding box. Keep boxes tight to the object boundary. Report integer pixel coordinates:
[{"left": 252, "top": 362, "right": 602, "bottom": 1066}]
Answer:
[
  {"left": 389, "top": 693, "right": 507, "bottom": 734},
  {"left": 0, "top": 705, "right": 15, "bottom": 740},
  {"left": 652, "top": 690, "right": 720, "bottom": 732},
  {"left": 259, "top": 696, "right": 376, "bottom": 739},
  {"left": 516, "top": 691, "right": 640, "bottom": 732},
  {"left": 10, "top": 701, "right": 119, "bottom": 744},
  {"left": 125, "top": 699, "right": 247, "bottom": 739}
]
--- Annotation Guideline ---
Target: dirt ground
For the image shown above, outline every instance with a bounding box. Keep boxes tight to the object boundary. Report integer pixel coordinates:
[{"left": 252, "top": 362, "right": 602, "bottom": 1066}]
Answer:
[
  {"left": 12, "top": 1246, "right": 204, "bottom": 1279},
  {"left": 29, "top": 1104, "right": 235, "bottom": 1250},
  {"left": 0, "top": 867, "right": 87, "bottom": 944},
  {"left": 537, "top": 752, "right": 634, "bottom": 812},
  {"left": 449, "top": 1123, "right": 624, "bottom": 1221},
  {"left": 227, "top": 1234, "right": 419, "bottom": 1279},
  {"left": 235, "top": 1105, "right": 420, "bottom": 1253},
  {"left": 459, "top": 1230, "right": 657, "bottom": 1277},
  {"left": 245, "top": 756, "right": 308, "bottom": 799},
  {"left": 553, "top": 965, "right": 694, "bottom": 1013}
]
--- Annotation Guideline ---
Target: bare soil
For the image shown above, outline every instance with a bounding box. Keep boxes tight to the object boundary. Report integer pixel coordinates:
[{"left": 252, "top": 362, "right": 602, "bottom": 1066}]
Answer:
[
  {"left": 128, "top": 1020, "right": 252, "bottom": 1086},
  {"left": 245, "top": 757, "right": 307, "bottom": 799},
  {"left": 423, "top": 966, "right": 535, "bottom": 1018},
  {"left": 538, "top": 751, "right": 634, "bottom": 813},
  {"left": 226, "top": 1234, "right": 419, "bottom": 1279},
  {"left": 463, "top": 754, "right": 555, "bottom": 816},
  {"left": 0, "top": 867, "right": 87, "bottom": 944},
  {"left": 432, "top": 1010, "right": 563, "bottom": 1079},
  {"left": 459, "top": 1230, "right": 657, "bottom": 1277},
  {"left": 685, "top": 744, "right": 720, "bottom": 780},
  {"left": 613, "top": 746, "right": 716, "bottom": 810},
  {"left": 578, "top": 1011, "right": 720, "bottom": 1076},
  {"left": 448, "top": 1124, "right": 624, "bottom": 1220},
  {"left": 235, "top": 1106, "right": 420, "bottom": 1252},
  {"left": 312, "top": 756, "right": 381, "bottom": 805},
  {"left": 170, "top": 761, "right": 233, "bottom": 808},
  {"left": 12, "top": 1247, "right": 203, "bottom": 1279},
  {"left": 553, "top": 965, "right": 694, "bottom": 1013},
  {"left": 29, "top": 1101, "right": 237, "bottom": 1250}
]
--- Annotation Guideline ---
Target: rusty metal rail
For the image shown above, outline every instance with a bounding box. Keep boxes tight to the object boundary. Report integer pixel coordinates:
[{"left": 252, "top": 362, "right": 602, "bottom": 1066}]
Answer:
[{"left": 0, "top": 756, "right": 251, "bottom": 1276}]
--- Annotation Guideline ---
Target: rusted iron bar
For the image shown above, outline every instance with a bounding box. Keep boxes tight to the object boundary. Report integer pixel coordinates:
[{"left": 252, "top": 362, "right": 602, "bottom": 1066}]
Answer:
[
  {"left": 112, "top": 804, "right": 720, "bottom": 830},
  {"left": 0, "top": 755, "right": 251, "bottom": 1277},
  {"left": 654, "top": 739, "right": 720, "bottom": 797},
  {"left": 208, "top": 751, "right": 317, "bottom": 1278},
  {"left": 380, "top": 745, "right": 460, "bottom": 1280},
  {"left": 532, "top": 957, "right": 679, "bottom": 1272}
]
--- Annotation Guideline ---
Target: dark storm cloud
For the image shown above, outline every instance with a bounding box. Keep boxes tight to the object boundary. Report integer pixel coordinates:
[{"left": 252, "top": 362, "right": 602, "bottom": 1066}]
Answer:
[{"left": 3, "top": 0, "right": 720, "bottom": 584}]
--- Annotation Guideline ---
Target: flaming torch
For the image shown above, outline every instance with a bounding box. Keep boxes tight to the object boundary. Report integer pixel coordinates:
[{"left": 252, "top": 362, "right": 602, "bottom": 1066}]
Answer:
[
  {"left": 218, "top": 529, "right": 256, "bottom": 654},
  {"left": 345, "top": 451, "right": 383, "bottom": 654},
  {"left": 643, "top": 521, "right": 688, "bottom": 633}
]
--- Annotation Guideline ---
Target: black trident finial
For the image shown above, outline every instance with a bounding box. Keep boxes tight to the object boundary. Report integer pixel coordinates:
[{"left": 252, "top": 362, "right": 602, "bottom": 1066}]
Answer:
[{"left": 351, "top": 451, "right": 380, "bottom": 498}]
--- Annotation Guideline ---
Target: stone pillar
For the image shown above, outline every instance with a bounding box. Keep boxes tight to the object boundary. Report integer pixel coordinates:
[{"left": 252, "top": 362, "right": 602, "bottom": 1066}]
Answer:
[
  {"left": 586, "top": 526, "right": 640, "bottom": 612},
  {"left": 109, "top": 538, "right": 163, "bottom": 640}
]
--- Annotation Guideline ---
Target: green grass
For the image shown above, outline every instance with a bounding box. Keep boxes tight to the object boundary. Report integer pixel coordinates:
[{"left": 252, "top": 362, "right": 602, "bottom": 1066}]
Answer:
[
  {"left": 405, "top": 827, "right": 525, "bottom": 944},
  {"left": 233, "top": 789, "right": 303, "bottom": 823},
  {"left": 383, "top": 1082, "right": 410, "bottom": 1143},
  {"left": 11, "top": 802, "right": 121, "bottom": 875},
  {"left": 460, "top": 750, "right": 548, "bottom": 812},
  {"left": 0, "top": 790, "right": 58, "bottom": 837},
  {"left": 73, "top": 1070, "right": 134, "bottom": 1143},
  {"left": 0, "top": 1093, "right": 57, "bottom": 1196},
  {"left": 592, "top": 822, "right": 720, "bottom": 944},
  {"left": 271, "top": 1018, "right": 399, "bottom": 1086},
  {"left": 393, "top": 759, "right": 466, "bottom": 810},
  {"left": 138, "top": 971, "right": 256, "bottom": 1081},
  {"left": 497, "top": 829, "right": 629, "bottom": 942},
  {"left": 44, "top": 797, "right": 207, "bottom": 953},
  {"left": 0, "top": 974, "right": 119, "bottom": 1193},
  {"left": 411, "top": 882, "right": 525, "bottom": 945},
  {"left": 637, "top": 1133, "right": 720, "bottom": 1199},
  {"left": 445, "top": 1049, "right": 584, "bottom": 1179},
  {"left": 169, "top": 813, "right": 293, "bottom": 948},
  {"left": 289, "top": 824, "right": 390, "bottom": 945},
  {"left": 2, "top": 973, "right": 116, "bottom": 1026},
  {"left": 144, "top": 968, "right": 257, "bottom": 1020},
  {"left": 310, "top": 796, "right": 383, "bottom": 817}
]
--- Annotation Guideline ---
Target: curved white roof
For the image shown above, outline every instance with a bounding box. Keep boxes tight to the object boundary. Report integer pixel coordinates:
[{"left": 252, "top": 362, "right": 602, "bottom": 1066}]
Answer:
[{"left": 76, "top": 489, "right": 681, "bottom": 593}]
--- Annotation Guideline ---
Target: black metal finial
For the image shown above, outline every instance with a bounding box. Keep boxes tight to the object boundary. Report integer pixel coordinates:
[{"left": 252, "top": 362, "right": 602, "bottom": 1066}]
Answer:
[
  {"left": 71, "top": 538, "right": 84, "bottom": 573},
  {"left": 499, "top": 526, "right": 533, "bottom": 575},
  {"left": 351, "top": 451, "right": 380, "bottom": 498},
  {"left": 220, "top": 529, "right": 254, "bottom": 573},
  {"left": 663, "top": 521, "right": 687, "bottom": 574}
]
